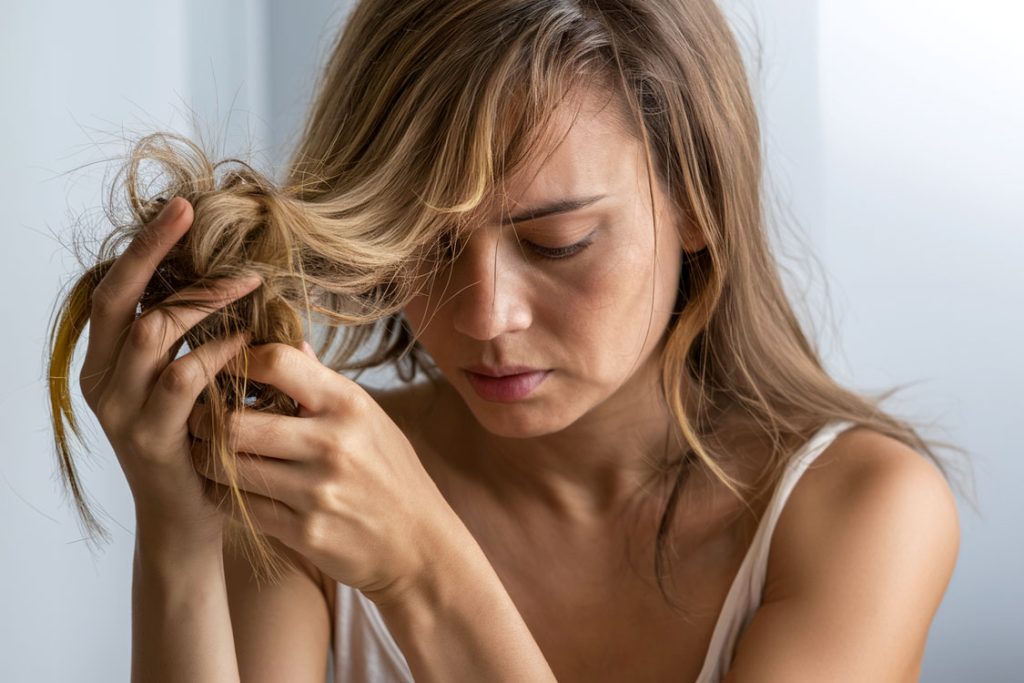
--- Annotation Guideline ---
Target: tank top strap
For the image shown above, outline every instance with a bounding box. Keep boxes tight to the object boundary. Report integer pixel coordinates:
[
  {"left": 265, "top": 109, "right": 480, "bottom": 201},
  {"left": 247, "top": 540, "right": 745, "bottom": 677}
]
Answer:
[
  {"left": 694, "top": 419, "right": 859, "bottom": 682},
  {"left": 332, "top": 581, "right": 414, "bottom": 682}
]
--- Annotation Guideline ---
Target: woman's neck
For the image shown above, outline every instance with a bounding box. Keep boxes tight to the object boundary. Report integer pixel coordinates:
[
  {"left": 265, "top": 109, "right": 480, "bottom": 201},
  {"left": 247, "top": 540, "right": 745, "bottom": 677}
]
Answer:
[{"left": 424, "top": 360, "right": 750, "bottom": 533}]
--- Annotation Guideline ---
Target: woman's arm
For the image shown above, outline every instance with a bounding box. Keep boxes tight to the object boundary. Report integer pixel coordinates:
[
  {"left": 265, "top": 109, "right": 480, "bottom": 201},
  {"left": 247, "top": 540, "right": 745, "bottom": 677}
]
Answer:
[
  {"left": 723, "top": 431, "right": 960, "bottom": 682},
  {"left": 131, "top": 520, "right": 240, "bottom": 683},
  {"left": 369, "top": 516, "right": 557, "bottom": 683}
]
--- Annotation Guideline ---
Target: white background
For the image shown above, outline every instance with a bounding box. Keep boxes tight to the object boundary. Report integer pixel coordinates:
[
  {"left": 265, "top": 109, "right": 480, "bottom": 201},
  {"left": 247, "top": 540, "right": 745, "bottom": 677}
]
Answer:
[{"left": 1, "top": 1, "right": 1019, "bottom": 680}]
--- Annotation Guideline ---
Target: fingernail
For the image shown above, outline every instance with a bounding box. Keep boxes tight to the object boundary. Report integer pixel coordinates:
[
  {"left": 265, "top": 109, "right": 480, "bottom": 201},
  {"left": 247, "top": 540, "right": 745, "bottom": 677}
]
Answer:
[
  {"left": 232, "top": 274, "right": 261, "bottom": 291},
  {"left": 158, "top": 197, "right": 184, "bottom": 221}
]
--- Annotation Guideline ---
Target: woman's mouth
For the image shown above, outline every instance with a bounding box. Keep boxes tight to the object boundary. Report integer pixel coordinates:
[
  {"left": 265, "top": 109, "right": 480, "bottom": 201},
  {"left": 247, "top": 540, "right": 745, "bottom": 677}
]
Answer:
[{"left": 463, "top": 369, "right": 552, "bottom": 402}]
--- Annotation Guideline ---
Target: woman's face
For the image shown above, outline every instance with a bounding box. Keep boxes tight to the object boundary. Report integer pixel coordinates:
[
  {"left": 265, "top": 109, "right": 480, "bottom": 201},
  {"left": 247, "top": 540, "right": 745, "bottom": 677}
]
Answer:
[{"left": 403, "top": 85, "right": 703, "bottom": 438}]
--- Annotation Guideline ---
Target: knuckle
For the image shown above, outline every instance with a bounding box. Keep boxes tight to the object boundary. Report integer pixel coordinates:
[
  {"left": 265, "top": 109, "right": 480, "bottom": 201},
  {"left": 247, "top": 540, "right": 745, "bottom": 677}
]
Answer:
[
  {"left": 311, "top": 427, "right": 343, "bottom": 458},
  {"left": 93, "top": 390, "right": 118, "bottom": 424},
  {"left": 127, "top": 314, "right": 166, "bottom": 350},
  {"left": 90, "top": 282, "right": 117, "bottom": 318},
  {"left": 124, "top": 427, "right": 154, "bottom": 455},
  {"left": 298, "top": 514, "right": 325, "bottom": 550},
  {"left": 159, "top": 359, "right": 198, "bottom": 395},
  {"left": 309, "top": 481, "right": 341, "bottom": 512},
  {"left": 264, "top": 344, "right": 292, "bottom": 372}
]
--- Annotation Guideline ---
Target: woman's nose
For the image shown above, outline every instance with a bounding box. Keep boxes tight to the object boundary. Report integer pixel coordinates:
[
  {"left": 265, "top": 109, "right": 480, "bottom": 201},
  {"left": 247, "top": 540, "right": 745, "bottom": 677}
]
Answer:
[{"left": 448, "top": 231, "right": 533, "bottom": 341}]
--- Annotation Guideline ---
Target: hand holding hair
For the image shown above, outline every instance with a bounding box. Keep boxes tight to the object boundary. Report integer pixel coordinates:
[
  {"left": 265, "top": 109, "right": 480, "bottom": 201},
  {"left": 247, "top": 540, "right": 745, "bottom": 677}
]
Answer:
[
  {"left": 69, "top": 196, "right": 262, "bottom": 548},
  {"left": 46, "top": 132, "right": 458, "bottom": 590},
  {"left": 186, "top": 336, "right": 461, "bottom": 603}
]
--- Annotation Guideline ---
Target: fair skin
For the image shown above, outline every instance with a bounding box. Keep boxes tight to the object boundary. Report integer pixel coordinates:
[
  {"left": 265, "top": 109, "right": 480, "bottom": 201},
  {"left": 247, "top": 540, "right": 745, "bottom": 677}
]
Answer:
[
  {"left": 88, "top": 79, "right": 957, "bottom": 680},
  {"left": 402, "top": 84, "right": 706, "bottom": 527},
  {"left": 391, "top": 86, "right": 738, "bottom": 678},
  {"left": 367, "top": 83, "right": 961, "bottom": 680}
]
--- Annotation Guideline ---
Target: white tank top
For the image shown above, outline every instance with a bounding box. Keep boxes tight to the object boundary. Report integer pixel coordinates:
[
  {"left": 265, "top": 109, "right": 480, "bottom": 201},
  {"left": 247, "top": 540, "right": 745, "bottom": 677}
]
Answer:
[{"left": 327, "top": 419, "right": 858, "bottom": 682}]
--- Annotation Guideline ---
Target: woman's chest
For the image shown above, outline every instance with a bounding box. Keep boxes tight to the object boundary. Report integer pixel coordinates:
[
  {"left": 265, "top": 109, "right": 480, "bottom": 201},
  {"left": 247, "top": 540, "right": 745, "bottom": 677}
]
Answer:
[
  {"left": 383, "top": 383, "right": 762, "bottom": 680},
  {"left": 330, "top": 548, "right": 737, "bottom": 681},
  {"left": 427, "top": 450, "right": 755, "bottom": 683},
  {"left": 471, "top": 516, "right": 750, "bottom": 683}
]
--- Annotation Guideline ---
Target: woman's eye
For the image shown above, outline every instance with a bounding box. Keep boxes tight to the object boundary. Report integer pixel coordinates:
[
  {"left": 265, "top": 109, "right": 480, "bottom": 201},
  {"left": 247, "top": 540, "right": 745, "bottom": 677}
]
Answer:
[
  {"left": 523, "top": 230, "right": 597, "bottom": 260},
  {"left": 439, "top": 231, "right": 596, "bottom": 261},
  {"left": 524, "top": 237, "right": 594, "bottom": 260}
]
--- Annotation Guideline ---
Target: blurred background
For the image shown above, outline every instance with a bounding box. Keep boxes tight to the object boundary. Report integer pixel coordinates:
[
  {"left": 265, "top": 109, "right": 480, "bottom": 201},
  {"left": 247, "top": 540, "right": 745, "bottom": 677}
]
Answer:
[{"left": 2, "top": 1, "right": 1019, "bottom": 680}]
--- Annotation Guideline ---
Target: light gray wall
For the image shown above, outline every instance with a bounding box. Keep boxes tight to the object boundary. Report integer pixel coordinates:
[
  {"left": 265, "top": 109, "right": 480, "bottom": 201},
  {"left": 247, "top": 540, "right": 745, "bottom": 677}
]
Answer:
[
  {"left": 0, "top": 1, "right": 341, "bottom": 680},
  {"left": 2, "top": 1, "right": 1018, "bottom": 680},
  {"left": 2, "top": 4, "right": 198, "bottom": 680},
  {"left": 817, "top": 3, "right": 1023, "bottom": 679},
  {"left": 729, "top": 2, "right": 1023, "bottom": 678}
]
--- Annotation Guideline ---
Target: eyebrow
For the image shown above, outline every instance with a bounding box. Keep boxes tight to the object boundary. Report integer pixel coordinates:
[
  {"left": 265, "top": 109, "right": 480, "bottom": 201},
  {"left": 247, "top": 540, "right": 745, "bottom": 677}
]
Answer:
[{"left": 500, "top": 194, "right": 607, "bottom": 225}]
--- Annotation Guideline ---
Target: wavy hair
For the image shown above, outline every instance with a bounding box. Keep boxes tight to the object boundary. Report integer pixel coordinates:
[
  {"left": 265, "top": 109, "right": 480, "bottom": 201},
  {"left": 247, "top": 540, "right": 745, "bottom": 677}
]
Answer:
[{"left": 47, "top": 0, "right": 972, "bottom": 602}]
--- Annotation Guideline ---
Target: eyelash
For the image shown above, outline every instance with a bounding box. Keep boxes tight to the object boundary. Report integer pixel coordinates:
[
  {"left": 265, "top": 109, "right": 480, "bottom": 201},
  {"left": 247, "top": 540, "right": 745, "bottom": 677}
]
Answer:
[
  {"left": 441, "top": 233, "right": 596, "bottom": 262},
  {"left": 525, "top": 234, "right": 596, "bottom": 260}
]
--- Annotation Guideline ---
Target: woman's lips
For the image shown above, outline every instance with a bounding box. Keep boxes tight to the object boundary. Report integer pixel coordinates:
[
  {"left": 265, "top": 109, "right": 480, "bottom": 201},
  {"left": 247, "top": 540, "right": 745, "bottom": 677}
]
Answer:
[{"left": 464, "top": 369, "right": 551, "bottom": 402}]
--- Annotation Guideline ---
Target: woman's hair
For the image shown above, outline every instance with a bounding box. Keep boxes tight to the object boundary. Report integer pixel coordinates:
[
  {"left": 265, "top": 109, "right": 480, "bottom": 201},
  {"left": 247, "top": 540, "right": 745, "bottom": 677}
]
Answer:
[{"left": 48, "top": 0, "right": 973, "bottom": 603}]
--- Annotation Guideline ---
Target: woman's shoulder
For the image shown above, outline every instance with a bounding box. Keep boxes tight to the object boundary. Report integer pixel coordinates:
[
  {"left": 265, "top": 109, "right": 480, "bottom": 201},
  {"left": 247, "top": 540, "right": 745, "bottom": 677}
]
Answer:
[
  {"left": 784, "top": 425, "right": 957, "bottom": 525},
  {"left": 768, "top": 425, "right": 960, "bottom": 587},
  {"left": 716, "top": 426, "right": 959, "bottom": 678},
  {"left": 738, "top": 425, "right": 960, "bottom": 675}
]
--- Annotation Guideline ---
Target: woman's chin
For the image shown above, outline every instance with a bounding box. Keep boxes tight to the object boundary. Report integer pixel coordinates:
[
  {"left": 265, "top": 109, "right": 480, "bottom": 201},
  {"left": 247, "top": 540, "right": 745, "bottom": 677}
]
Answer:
[{"left": 461, "top": 397, "right": 573, "bottom": 439}]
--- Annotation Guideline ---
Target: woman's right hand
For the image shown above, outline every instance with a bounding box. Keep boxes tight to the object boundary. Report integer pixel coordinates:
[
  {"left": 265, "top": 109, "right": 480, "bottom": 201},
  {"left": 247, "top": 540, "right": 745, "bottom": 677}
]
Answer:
[{"left": 78, "top": 197, "right": 262, "bottom": 547}]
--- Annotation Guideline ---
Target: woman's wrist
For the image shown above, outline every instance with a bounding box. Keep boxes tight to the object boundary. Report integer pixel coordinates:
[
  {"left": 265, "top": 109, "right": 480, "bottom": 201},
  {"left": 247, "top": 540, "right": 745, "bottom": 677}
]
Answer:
[
  {"left": 134, "top": 511, "right": 224, "bottom": 568},
  {"left": 368, "top": 517, "right": 557, "bottom": 682},
  {"left": 361, "top": 508, "right": 472, "bottom": 611}
]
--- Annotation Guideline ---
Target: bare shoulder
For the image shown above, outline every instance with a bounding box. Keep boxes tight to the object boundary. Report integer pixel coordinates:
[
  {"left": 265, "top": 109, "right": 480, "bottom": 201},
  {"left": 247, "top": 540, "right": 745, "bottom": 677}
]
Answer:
[
  {"left": 724, "top": 426, "right": 961, "bottom": 682},
  {"left": 768, "top": 426, "right": 961, "bottom": 594}
]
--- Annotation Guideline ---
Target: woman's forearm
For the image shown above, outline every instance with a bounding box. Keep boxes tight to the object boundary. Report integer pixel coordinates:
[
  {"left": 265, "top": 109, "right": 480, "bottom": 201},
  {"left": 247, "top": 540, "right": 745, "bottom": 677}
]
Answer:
[
  {"left": 371, "top": 521, "right": 557, "bottom": 683},
  {"left": 131, "top": 522, "right": 240, "bottom": 683}
]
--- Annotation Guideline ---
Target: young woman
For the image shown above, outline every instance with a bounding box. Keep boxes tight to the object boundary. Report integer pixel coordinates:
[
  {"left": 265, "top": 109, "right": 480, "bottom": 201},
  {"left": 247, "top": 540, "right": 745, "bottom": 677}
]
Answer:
[{"left": 48, "top": 0, "right": 963, "bottom": 681}]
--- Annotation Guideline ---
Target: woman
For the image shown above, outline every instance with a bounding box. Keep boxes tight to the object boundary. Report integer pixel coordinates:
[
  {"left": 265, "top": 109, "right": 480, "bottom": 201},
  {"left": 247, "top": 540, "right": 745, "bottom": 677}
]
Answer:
[{"left": 47, "top": 0, "right": 963, "bottom": 681}]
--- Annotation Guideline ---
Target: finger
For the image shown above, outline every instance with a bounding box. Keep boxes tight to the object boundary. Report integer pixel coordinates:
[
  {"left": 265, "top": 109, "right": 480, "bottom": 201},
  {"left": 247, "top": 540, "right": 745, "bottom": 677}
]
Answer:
[
  {"left": 190, "top": 440, "right": 305, "bottom": 508},
  {"left": 200, "top": 475, "right": 300, "bottom": 542},
  {"left": 188, "top": 405, "right": 320, "bottom": 463},
  {"left": 226, "top": 343, "right": 358, "bottom": 415},
  {"left": 137, "top": 330, "right": 252, "bottom": 441},
  {"left": 106, "top": 276, "right": 262, "bottom": 410},
  {"left": 81, "top": 197, "right": 192, "bottom": 398},
  {"left": 298, "top": 342, "right": 318, "bottom": 417}
]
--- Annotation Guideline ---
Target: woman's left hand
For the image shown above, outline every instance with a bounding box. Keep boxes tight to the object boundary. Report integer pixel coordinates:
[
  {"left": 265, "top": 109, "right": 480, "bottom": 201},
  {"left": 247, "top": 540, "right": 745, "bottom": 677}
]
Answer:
[{"left": 187, "top": 340, "right": 458, "bottom": 603}]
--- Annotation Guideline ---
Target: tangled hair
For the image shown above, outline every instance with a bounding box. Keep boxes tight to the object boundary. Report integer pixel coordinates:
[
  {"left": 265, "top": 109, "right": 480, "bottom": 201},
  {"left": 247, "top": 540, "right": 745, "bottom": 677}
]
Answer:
[
  {"left": 46, "top": 131, "right": 442, "bottom": 581},
  {"left": 47, "top": 0, "right": 973, "bottom": 605}
]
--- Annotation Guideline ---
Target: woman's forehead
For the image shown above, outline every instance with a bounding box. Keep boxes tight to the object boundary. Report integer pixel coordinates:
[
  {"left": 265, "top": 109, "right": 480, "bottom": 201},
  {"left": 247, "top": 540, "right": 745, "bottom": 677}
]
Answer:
[{"left": 479, "top": 103, "right": 643, "bottom": 226}]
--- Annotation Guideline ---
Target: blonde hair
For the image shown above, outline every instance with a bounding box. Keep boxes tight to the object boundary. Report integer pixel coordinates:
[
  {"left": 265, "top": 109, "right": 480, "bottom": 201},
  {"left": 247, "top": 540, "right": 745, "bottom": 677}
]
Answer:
[{"left": 47, "top": 0, "right": 972, "bottom": 605}]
